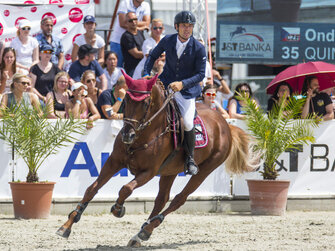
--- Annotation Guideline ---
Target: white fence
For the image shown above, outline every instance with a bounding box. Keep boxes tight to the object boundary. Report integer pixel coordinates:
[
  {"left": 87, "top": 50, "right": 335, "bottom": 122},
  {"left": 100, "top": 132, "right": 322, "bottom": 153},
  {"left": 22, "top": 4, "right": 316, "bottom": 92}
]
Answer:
[{"left": 1, "top": 119, "right": 335, "bottom": 200}]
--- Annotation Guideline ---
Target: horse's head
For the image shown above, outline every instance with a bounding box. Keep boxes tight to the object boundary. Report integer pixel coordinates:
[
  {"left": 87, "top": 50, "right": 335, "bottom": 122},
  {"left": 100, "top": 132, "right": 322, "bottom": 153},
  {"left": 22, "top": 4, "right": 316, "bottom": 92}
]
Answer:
[{"left": 121, "top": 70, "right": 162, "bottom": 145}]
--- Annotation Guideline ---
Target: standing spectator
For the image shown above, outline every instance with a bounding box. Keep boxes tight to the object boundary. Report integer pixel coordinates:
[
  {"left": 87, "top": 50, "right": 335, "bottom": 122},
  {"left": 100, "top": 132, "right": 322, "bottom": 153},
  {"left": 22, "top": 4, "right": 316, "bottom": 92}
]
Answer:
[
  {"left": 30, "top": 44, "right": 60, "bottom": 104},
  {"left": 143, "top": 11, "right": 206, "bottom": 175},
  {"left": 71, "top": 15, "right": 105, "bottom": 65},
  {"left": 103, "top": 51, "right": 125, "bottom": 89},
  {"left": 96, "top": 78, "right": 127, "bottom": 120},
  {"left": 68, "top": 44, "right": 107, "bottom": 90},
  {"left": 0, "top": 47, "right": 25, "bottom": 95},
  {"left": 301, "top": 76, "right": 333, "bottom": 121},
  {"left": 133, "top": 18, "right": 164, "bottom": 79},
  {"left": 201, "top": 84, "right": 229, "bottom": 119},
  {"left": 228, "top": 83, "right": 255, "bottom": 120},
  {"left": 81, "top": 70, "right": 102, "bottom": 105},
  {"left": 36, "top": 17, "right": 64, "bottom": 70},
  {"left": 109, "top": 0, "right": 151, "bottom": 67},
  {"left": 120, "top": 12, "right": 145, "bottom": 77},
  {"left": 267, "top": 82, "right": 293, "bottom": 113},
  {"left": 65, "top": 82, "right": 100, "bottom": 129},
  {"left": 0, "top": 73, "right": 41, "bottom": 115},
  {"left": 10, "top": 19, "right": 39, "bottom": 71},
  {"left": 45, "top": 71, "right": 71, "bottom": 119}
]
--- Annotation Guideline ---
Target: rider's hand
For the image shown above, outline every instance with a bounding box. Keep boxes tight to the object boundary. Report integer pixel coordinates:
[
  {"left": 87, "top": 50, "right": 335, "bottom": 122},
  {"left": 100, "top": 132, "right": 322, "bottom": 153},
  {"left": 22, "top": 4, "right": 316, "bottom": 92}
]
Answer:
[{"left": 170, "top": 81, "right": 183, "bottom": 92}]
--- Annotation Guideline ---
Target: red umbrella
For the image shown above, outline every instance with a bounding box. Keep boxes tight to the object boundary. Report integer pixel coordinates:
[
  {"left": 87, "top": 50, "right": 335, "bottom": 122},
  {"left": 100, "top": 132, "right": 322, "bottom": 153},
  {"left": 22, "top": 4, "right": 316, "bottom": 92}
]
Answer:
[{"left": 266, "top": 61, "right": 335, "bottom": 94}]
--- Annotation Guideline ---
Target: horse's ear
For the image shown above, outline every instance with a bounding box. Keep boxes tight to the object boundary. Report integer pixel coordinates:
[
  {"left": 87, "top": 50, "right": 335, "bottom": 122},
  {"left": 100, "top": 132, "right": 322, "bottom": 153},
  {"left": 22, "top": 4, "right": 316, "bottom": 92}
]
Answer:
[
  {"left": 121, "top": 69, "right": 132, "bottom": 88},
  {"left": 147, "top": 74, "right": 158, "bottom": 90}
]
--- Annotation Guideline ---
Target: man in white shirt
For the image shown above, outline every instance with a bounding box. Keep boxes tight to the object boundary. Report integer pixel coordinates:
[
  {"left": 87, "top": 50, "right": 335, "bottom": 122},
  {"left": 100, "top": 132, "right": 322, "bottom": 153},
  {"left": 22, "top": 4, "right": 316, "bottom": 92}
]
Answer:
[{"left": 109, "top": 0, "right": 150, "bottom": 67}]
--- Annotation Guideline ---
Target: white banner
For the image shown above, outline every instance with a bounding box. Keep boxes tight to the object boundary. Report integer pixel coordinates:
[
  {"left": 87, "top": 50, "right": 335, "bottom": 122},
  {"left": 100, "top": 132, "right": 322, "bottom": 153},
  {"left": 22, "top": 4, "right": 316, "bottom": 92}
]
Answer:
[
  {"left": 0, "top": 2, "right": 94, "bottom": 69},
  {"left": 2, "top": 119, "right": 335, "bottom": 200},
  {"left": 0, "top": 120, "right": 230, "bottom": 199}
]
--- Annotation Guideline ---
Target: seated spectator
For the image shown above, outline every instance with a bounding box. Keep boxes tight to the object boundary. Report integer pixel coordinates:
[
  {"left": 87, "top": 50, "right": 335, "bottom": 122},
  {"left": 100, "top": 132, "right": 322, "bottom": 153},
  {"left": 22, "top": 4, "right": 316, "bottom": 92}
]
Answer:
[
  {"left": 267, "top": 82, "right": 293, "bottom": 113},
  {"left": 0, "top": 47, "right": 26, "bottom": 95},
  {"left": 71, "top": 15, "right": 105, "bottom": 65},
  {"left": 30, "top": 44, "right": 60, "bottom": 104},
  {"left": 103, "top": 51, "right": 125, "bottom": 89},
  {"left": 81, "top": 70, "right": 102, "bottom": 105},
  {"left": 301, "top": 76, "right": 333, "bottom": 121},
  {"left": 201, "top": 84, "right": 229, "bottom": 119},
  {"left": 120, "top": 12, "right": 145, "bottom": 77},
  {"left": 133, "top": 18, "right": 164, "bottom": 79},
  {"left": 68, "top": 44, "right": 107, "bottom": 90},
  {"left": 45, "top": 71, "right": 71, "bottom": 118},
  {"left": 97, "top": 78, "right": 127, "bottom": 119},
  {"left": 65, "top": 82, "right": 100, "bottom": 129},
  {"left": 228, "top": 82, "right": 255, "bottom": 120},
  {"left": 0, "top": 73, "right": 41, "bottom": 116},
  {"left": 10, "top": 20, "right": 39, "bottom": 71},
  {"left": 36, "top": 17, "right": 64, "bottom": 70}
]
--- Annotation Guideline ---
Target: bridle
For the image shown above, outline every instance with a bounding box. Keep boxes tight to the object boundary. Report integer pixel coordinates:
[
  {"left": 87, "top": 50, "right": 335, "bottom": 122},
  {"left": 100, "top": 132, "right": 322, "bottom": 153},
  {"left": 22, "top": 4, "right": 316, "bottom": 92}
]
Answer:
[{"left": 122, "top": 87, "right": 176, "bottom": 155}]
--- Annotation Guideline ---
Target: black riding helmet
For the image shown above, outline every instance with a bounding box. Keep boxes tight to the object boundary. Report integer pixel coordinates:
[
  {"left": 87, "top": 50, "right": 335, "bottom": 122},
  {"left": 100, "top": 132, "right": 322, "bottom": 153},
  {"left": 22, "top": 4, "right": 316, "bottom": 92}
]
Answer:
[{"left": 174, "top": 11, "right": 196, "bottom": 26}]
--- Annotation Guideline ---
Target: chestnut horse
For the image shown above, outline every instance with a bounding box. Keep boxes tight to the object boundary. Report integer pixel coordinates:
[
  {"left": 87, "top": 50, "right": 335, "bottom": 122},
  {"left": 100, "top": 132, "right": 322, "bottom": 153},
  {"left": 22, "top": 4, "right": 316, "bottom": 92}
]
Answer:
[{"left": 56, "top": 75, "right": 255, "bottom": 247}]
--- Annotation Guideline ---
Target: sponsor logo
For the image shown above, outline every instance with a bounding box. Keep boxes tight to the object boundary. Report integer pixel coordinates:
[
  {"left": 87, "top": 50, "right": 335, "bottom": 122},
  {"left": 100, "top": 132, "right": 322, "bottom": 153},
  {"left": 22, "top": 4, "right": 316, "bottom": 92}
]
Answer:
[
  {"left": 61, "top": 27, "right": 68, "bottom": 34},
  {"left": 24, "top": 0, "right": 35, "bottom": 3},
  {"left": 75, "top": 0, "right": 90, "bottom": 4},
  {"left": 42, "top": 12, "right": 57, "bottom": 25},
  {"left": 72, "top": 33, "right": 81, "bottom": 43},
  {"left": 69, "top": 8, "right": 83, "bottom": 23},
  {"left": 281, "top": 27, "right": 300, "bottom": 42},
  {"left": 31, "top": 6, "right": 37, "bottom": 12},
  {"left": 0, "top": 23, "right": 3, "bottom": 36},
  {"left": 4, "top": 10, "right": 10, "bottom": 17},
  {"left": 65, "top": 53, "right": 71, "bottom": 61},
  {"left": 49, "top": 0, "right": 64, "bottom": 7},
  {"left": 230, "top": 26, "right": 264, "bottom": 42}
]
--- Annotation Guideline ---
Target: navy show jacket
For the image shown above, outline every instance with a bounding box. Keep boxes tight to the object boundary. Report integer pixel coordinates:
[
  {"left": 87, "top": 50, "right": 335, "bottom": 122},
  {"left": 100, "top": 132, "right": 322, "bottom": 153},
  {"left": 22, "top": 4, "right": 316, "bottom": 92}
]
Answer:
[{"left": 143, "top": 34, "right": 206, "bottom": 99}]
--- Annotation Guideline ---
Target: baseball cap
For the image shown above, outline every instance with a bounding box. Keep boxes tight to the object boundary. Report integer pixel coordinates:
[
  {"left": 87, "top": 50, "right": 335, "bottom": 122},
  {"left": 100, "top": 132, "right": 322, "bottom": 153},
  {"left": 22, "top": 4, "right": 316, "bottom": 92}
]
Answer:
[
  {"left": 78, "top": 44, "right": 98, "bottom": 57},
  {"left": 19, "top": 19, "right": 32, "bottom": 28},
  {"left": 40, "top": 44, "right": 54, "bottom": 52},
  {"left": 71, "top": 82, "right": 88, "bottom": 92},
  {"left": 83, "top": 15, "right": 96, "bottom": 24}
]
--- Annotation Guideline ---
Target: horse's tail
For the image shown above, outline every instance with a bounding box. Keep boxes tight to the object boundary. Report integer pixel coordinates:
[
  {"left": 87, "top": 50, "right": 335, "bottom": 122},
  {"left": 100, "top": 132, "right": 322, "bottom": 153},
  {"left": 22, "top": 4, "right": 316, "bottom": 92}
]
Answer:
[{"left": 224, "top": 124, "right": 262, "bottom": 174}]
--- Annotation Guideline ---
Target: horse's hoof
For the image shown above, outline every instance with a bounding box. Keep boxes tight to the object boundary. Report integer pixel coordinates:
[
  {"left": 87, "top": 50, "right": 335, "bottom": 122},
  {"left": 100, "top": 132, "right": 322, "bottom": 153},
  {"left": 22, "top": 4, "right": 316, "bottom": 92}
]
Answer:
[
  {"left": 111, "top": 204, "right": 126, "bottom": 218},
  {"left": 127, "top": 239, "right": 141, "bottom": 247},
  {"left": 56, "top": 226, "right": 71, "bottom": 238},
  {"left": 138, "top": 228, "right": 152, "bottom": 241}
]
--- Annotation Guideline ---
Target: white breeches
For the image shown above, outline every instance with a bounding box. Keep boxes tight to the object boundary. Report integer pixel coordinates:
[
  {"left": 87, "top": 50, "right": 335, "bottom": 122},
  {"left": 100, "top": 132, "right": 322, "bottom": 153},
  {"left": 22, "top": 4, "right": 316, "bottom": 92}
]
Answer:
[{"left": 173, "top": 92, "right": 195, "bottom": 131}]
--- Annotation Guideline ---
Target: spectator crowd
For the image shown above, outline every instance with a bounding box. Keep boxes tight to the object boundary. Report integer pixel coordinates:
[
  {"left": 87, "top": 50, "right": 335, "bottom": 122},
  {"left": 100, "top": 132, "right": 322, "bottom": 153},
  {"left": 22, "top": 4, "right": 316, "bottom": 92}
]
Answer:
[{"left": 1, "top": 0, "right": 334, "bottom": 128}]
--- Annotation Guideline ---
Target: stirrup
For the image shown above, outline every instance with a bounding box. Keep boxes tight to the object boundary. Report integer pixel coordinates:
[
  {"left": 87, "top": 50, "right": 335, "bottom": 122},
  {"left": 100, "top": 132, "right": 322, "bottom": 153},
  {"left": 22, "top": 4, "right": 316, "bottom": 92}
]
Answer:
[{"left": 184, "top": 156, "right": 199, "bottom": 175}]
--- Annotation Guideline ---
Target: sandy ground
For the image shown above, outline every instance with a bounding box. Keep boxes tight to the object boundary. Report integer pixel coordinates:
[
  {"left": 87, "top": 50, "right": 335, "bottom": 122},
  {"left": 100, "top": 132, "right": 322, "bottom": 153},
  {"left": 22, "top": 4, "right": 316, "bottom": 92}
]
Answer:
[{"left": 1, "top": 211, "right": 335, "bottom": 250}]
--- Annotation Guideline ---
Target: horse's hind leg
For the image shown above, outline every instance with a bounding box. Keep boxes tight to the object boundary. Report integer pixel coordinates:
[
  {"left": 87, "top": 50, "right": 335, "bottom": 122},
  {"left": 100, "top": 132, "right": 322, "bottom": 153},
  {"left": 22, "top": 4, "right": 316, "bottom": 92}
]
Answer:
[
  {"left": 128, "top": 165, "right": 216, "bottom": 247},
  {"left": 111, "top": 170, "right": 155, "bottom": 218},
  {"left": 56, "top": 156, "right": 122, "bottom": 238}
]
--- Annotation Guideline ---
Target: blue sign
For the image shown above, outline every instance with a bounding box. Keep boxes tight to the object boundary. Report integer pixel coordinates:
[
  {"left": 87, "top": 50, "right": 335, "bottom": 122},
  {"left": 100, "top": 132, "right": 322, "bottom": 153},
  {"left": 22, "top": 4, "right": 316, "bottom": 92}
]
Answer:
[{"left": 216, "top": 21, "right": 335, "bottom": 64}]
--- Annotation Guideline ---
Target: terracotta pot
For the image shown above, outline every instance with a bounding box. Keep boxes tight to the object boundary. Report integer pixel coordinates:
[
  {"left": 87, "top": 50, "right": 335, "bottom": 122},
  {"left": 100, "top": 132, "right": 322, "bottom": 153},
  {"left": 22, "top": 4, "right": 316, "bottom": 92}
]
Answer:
[
  {"left": 246, "top": 179, "right": 290, "bottom": 216},
  {"left": 9, "top": 182, "right": 55, "bottom": 219}
]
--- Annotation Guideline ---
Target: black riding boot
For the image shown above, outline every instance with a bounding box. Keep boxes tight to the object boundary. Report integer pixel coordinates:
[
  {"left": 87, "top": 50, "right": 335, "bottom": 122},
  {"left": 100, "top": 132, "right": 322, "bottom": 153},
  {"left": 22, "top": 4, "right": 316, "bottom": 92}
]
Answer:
[{"left": 183, "top": 128, "right": 199, "bottom": 175}]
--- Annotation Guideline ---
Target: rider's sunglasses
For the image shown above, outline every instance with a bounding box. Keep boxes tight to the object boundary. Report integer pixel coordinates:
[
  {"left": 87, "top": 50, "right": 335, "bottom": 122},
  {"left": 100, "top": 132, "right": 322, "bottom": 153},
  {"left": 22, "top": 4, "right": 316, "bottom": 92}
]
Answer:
[{"left": 205, "top": 92, "right": 216, "bottom": 97}]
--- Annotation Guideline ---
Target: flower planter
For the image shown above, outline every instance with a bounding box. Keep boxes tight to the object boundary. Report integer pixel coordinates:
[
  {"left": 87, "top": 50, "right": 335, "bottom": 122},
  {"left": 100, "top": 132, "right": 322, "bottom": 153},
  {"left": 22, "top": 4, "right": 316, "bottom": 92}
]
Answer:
[
  {"left": 247, "top": 179, "right": 290, "bottom": 216},
  {"left": 9, "top": 182, "right": 55, "bottom": 219}
]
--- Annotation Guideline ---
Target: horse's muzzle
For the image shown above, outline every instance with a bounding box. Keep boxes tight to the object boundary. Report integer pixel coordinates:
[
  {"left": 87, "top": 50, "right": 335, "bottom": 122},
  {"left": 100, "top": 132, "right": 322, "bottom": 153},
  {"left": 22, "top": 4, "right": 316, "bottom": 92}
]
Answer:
[{"left": 121, "top": 128, "right": 136, "bottom": 144}]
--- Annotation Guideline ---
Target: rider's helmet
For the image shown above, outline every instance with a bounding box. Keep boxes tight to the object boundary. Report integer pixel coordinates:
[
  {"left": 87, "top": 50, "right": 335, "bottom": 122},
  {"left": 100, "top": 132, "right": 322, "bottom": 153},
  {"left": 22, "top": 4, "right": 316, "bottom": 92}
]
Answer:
[{"left": 174, "top": 11, "right": 196, "bottom": 26}]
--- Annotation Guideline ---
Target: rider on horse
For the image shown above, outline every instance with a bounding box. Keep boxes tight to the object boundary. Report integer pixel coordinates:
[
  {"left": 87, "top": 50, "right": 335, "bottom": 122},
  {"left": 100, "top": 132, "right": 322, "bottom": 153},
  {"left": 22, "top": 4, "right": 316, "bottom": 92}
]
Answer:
[{"left": 143, "top": 11, "right": 206, "bottom": 175}]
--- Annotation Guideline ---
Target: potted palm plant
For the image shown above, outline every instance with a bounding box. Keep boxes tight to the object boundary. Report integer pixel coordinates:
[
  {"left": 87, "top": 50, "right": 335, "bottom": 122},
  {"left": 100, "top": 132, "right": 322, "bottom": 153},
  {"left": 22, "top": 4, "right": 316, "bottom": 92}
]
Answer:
[
  {"left": 239, "top": 93, "right": 320, "bottom": 215},
  {"left": 0, "top": 103, "right": 86, "bottom": 219}
]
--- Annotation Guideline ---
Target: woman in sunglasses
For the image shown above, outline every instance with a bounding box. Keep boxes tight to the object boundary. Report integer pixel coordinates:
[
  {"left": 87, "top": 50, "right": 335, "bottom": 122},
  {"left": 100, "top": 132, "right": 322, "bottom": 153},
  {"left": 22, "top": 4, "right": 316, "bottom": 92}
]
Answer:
[
  {"left": 133, "top": 18, "right": 164, "bottom": 79},
  {"left": 9, "top": 20, "right": 39, "bottom": 72},
  {"left": 0, "top": 73, "right": 41, "bottom": 116},
  {"left": 0, "top": 47, "right": 25, "bottom": 95},
  {"left": 228, "top": 82, "right": 256, "bottom": 120},
  {"left": 29, "top": 44, "right": 60, "bottom": 105},
  {"left": 201, "top": 84, "right": 229, "bottom": 119},
  {"left": 81, "top": 70, "right": 102, "bottom": 105}
]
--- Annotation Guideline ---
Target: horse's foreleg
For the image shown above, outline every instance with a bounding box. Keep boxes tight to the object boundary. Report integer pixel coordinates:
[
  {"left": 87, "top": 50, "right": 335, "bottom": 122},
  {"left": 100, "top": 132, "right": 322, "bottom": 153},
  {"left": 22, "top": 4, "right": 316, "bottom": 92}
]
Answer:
[
  {"left": 111, "top": 170, "right": 154, "bottom": 218},
  {"left": 56, "top": 157, "right": 122, "bottom": 238}
]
